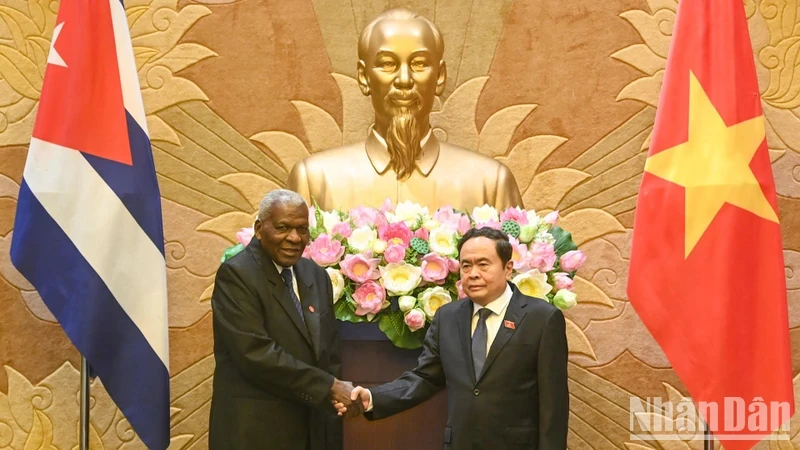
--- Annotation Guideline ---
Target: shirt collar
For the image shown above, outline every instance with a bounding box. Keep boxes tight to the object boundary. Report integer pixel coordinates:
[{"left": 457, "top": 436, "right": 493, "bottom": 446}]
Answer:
[
  {"left": 365, "top": 125, "right": 440, "bottom": 176},
  {"left": 473, "top": 284, "right": 513, "bottom": 317},
  {"left": 274, "top": 262, "right": 293, "bottom": 276}
]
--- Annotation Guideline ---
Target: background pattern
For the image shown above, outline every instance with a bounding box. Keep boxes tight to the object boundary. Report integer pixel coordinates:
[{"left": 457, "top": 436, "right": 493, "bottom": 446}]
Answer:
[{"left": 0, "top": 0, "right": 798, "bottom": 448}]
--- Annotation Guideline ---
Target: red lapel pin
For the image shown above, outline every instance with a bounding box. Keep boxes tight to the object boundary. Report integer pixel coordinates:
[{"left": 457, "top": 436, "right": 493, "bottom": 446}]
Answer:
[
  {"left": 504, "top": 320, "right": 516, "bottom": 330},
  {"left": 308, "top": 306, "right": 315, "bottom": 313}
]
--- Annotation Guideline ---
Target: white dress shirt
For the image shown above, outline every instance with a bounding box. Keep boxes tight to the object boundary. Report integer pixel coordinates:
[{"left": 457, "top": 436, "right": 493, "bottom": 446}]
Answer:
[
  {"left": 274, "top": 262, "right": 299, "bottom": 299},
  {"left": 471, "top": 284, "right": 513, "bottom": 357},
  {"left": 363, "top": 285, "right": 513, "bottom": 412}
]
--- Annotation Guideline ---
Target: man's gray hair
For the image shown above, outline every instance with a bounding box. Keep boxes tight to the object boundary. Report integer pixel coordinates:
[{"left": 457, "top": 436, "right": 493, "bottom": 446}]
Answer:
[{"left": 257, "top": 189, "right": 307, "bottom": 221}]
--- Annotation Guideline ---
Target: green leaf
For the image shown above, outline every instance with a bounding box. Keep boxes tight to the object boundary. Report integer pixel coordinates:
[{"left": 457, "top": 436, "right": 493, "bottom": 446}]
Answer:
[
  {"left": 550, "top": 226, "right": 577, "bottom": 256},
  {"left": 220, "top": 243, "right": 245, "bottom": 263},
  {"left": 415, "top": 215, "right": 425, "bottom": 230},
  {"left": 378, "top": 310, "right": 425, "bottom": 349},
  {"left": 310, "top": 197, "right": 326, "bottom": 239},
  {"left": 404, "top": 248, "right": 419, "bottom": 264},
  {"left": 334, "top": 294, "right": 367, "bottom": 323}
]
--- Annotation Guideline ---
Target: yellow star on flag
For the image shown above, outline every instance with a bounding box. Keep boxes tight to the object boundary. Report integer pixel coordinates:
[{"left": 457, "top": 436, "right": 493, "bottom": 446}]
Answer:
[{"left": 644, "top": 71, "right": 778, "bottom": 258}]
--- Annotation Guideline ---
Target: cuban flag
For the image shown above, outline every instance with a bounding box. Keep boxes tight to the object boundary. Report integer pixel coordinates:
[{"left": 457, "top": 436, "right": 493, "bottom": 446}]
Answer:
[{"left": 10, "top": 0, "right": 170, "bottom": 448}]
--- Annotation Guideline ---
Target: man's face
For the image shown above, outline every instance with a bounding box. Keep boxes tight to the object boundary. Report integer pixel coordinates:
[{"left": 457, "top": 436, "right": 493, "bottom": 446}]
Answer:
[
  {"left": 359, "top": 19, "right": 445, "bottom": 130},
  {"left": 459, "top": 237, "right": 513, "bottom": 306},
  {"left": 254, "top": 202, "right": 310, "bottom": 267}
]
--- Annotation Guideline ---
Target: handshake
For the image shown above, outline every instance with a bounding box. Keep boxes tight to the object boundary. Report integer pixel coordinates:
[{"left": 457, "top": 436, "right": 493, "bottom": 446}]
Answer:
[{"left": 329, "top": 378, "right": 370, "bottom": 418}]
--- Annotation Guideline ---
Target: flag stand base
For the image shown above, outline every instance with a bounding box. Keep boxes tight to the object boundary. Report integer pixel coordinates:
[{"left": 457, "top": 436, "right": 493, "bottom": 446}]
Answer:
[{"left": 80, "top": 356, "right": 90, "bottom": 450}]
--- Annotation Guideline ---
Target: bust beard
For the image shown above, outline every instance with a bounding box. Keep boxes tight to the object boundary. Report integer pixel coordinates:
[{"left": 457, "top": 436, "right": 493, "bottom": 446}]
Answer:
[{"left": 383, "top": 91, "right": 424, "bottom": 180}]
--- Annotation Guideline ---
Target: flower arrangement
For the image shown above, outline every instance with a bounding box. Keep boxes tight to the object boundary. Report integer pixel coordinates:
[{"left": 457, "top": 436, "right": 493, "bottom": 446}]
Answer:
[{"left": 223, "top": 200, "right": 585, "bottom": 349}]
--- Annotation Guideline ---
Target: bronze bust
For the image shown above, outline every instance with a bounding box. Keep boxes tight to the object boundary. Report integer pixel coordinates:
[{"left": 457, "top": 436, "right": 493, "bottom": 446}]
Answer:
[{"left": 288, "top": 9, "right": 523, "bottom": 212}]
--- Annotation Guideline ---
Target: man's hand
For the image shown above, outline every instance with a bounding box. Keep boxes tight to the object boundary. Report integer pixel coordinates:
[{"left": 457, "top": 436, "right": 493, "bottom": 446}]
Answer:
[
  {"left": 329, "top": 378, "right": 363, "bottom": 418},
  {"left": 351, "top": 386, "right": 370, "bottom": 411},
  {"left": 330, "top": 378, "right": 353, "bottom": 405},
  {"left": 332, "top": 385, "right": 370, "bottom": 417}
]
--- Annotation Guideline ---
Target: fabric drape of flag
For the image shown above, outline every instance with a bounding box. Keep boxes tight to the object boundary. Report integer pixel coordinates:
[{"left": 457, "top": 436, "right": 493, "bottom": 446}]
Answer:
[
  {"left": 9, "top": 0, "right": 170, "bottom": 448},
  {"left": 627, "top": 0, "right": 794, "bottom": 448}
]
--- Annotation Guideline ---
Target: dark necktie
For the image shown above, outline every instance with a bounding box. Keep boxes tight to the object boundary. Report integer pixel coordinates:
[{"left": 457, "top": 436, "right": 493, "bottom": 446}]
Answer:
[
  {"left": 472, "top": 308, "right": 493, "bottom": 378},
  {"left": 281, "top": 268, "right": 305, "bottom": 324}
]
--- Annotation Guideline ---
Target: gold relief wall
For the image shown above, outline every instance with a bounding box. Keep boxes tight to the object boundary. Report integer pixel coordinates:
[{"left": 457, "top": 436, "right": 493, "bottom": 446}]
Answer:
[{"left": 0, "top": 0, "right": 798, "bottom": 448}]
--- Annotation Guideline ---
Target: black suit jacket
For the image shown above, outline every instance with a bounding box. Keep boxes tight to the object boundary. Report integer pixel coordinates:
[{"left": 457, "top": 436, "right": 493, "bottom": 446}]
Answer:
[
  {"left": 367, "top": 285, "right": 569, "bottom": 450},
  {"left": 209, "top": 238, "right": 343, "bottom": 450}
]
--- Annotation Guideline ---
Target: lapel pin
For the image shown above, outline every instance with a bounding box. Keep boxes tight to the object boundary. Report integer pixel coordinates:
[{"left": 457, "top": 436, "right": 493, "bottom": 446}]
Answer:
[
  {"left": 503, "top": 320, "right": 516, "bottom": 330},
  {"left": 308, "top": 306, "right": 315, "bottom": 313}
]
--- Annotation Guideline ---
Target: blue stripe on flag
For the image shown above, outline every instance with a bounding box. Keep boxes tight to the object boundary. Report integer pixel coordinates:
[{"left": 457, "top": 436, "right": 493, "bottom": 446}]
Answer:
[
  {"left": 10, "top": 181, "right": 170, "bottom": 449},
  {"left": 82, "top": 112, "right": 164, "bottom": 255}
]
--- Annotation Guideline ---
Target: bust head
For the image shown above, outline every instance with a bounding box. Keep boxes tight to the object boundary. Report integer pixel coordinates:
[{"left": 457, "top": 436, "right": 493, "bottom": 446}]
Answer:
[{"left": 357, "top": 9, "right": 447, "bottom": 179}]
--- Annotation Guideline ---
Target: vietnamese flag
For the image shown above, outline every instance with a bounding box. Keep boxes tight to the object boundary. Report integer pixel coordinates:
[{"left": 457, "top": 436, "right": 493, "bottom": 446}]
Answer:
[{"left": 627, "top": 0, "right": 794, "bottom": 448}]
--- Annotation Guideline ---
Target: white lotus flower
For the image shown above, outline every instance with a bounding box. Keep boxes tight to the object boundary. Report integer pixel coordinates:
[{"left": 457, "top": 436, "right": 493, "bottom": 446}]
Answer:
[{"left": 380, "top": 262, "right": 423, "bottom": 296}]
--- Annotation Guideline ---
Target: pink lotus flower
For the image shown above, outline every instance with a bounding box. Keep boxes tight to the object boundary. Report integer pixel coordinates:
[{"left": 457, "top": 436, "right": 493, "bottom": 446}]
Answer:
[
  {"left": 353, "top": 281, "right": 386, "bottom": 316},
  {"left": 433, "top": 206, "right": 460, "bottom": 227},
  {"left": 331, "top": 221, "right": 352, "bottom": 238},
  {"left": 414, "top": 227, "right": 429, "bottom": 240},
  {"left": 434, "top": 206, "right": 473, "bottom": 234},
  {"left": 302, "top": 246, "right": 311, "bottom": 259},
  {"left": 457, "top": 215, "right": 471, "bottom": 235},
  {"left": 340, "top": 254, "right": 381, "bottom": 283},
  {"left": 404, "top": 308, "right": 426, "bottom": 331},
  {"left": 553, "top": 272, "right": 574, "bottom": 291},
  {"left": 529, "top": 242, "right": 557, "bottom": 272},
  {"left": 420, "top": 253, "right": 450, "bottom": 284},
  {"left": 476, "top": 220, "right": 502, "bottom": 231},
  {"left": 543, "top": 210, "right": 559, "bottom": 226},
  {"left": 456, "top": 280, "right": 467, "bottom": 299},
  {"left": 236, "top": 227, "right": 254, "bottom": 246},
  {"left": 349, "top": 206, "right": 388, "bottom": 229},
  {"left": 500, "top": 207, "right": 528, "bottom": 225},
  {"left": 560, "top": 250, "right": 586, "bottom": 272},
  {"left": 448, "top": 258, "right": 460, "bottom": 273},
  {"left": 380, "top": 198, "right": 394, "bottom": 213},
  {"left": 379, "top": 222, "right": 412, "bottom": 248},
  {"left": 307, "top": 234, "right": 345, "bottom": 267},
  {"left": 384, "top": 244, "right": 406, "bottom": 264},
  {"left": 308, "top": 206, "right": 317, "bottom": 228},
  {"left": 509, "top": 237, "right": 531, "bottom": 271}
]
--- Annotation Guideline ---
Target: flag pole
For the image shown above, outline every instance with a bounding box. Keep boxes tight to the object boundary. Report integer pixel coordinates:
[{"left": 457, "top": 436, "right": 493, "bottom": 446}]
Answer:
[
  {"left": 80, "top": 356, "right": 90, "bottom": 450},
  {"left": 703, "top": 418, "right": 713, "bottom": 450}
]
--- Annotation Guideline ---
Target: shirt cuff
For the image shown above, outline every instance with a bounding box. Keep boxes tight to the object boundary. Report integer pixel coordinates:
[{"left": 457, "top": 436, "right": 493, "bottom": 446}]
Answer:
[{"left": 366, "top": 389, "right": 373, "bottom": 412}]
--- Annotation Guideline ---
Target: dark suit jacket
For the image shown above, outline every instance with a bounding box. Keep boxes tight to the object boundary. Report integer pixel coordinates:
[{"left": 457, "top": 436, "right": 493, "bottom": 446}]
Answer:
[
  {"left": 367, "top": 285, "right": 569, "bottom": 450},
  {"left": 209, "top": 238, "right": 343, "bottom": 450}
]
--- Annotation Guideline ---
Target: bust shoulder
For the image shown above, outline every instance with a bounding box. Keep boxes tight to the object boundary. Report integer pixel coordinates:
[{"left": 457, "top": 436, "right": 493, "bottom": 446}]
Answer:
[
  {"left": 296, "top": 141, "right": 368, "bottom": 170},
  {"left": 437, "top": 141, "right": 511, "bottom": 172}
]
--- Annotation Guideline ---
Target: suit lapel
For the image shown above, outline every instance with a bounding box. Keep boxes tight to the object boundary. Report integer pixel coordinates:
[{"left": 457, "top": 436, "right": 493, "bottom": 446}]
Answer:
[
  {"left": 456, "top": 299, "right": 477, "bottom": 385},
  {"left": 295, "top": 263, "right": 321, "bottom": 361},
  {"left": 478, "top": 290, "right": 527, "bottom": 381},
  {"left": 246, "top": 239, "right": 312, "bottom": 348}
]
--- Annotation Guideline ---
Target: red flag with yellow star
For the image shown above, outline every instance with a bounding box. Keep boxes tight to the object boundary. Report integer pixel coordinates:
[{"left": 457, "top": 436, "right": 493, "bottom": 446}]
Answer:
[{"left": 627, "top": 0, "right": 794, "bottom": 448}]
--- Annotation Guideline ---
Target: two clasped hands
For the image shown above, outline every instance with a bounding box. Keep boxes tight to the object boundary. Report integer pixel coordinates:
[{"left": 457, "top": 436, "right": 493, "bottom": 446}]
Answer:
[{"left": 329, "top": 379, "right": 370, "bottom": 418}]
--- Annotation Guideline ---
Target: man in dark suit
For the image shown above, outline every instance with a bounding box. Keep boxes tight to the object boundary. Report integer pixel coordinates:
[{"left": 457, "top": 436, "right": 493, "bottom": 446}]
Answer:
[
  {"left": 338, "top": 227, "right": 569, "bottom": 449},
  {"left": 209, "top": 189, "right": 358, "bottom": 450}
]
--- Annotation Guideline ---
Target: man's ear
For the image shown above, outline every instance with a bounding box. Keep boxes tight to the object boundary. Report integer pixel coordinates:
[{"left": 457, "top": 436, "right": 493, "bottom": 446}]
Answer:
[
  {"left": 357, "top": 60, "right": 370, "bottom": 96},
  {"left": 505, "top": 259, "right": 514, "bottom": 279},
  {"left": 253, "top": 219, "right": 263, "bottom": 240},
  {"left": 435, "top": 60, "right": 447, "bottom": 96}
]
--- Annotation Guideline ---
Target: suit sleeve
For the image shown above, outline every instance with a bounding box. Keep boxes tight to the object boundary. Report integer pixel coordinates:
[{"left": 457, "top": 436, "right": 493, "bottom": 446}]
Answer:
[
  {"left": 211, "top": 262, "right": 334, "bottom": 408},
  {"left": 494, "top": 164, "right": 524, "bottom": 209},
  {"left": 325, "top": 269, "right": 342, "bottom": 379},
  {"left": 365, "top": 310, "right": 446, "bottom": 420},
  {"left": 537, "top": 308, "right": 569, "bottom": 449}
]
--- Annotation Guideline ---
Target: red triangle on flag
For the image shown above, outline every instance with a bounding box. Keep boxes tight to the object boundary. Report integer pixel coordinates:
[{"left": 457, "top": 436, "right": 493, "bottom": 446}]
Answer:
[{"left": 33, "top": 0, "right": 132, "bottom": 165}]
